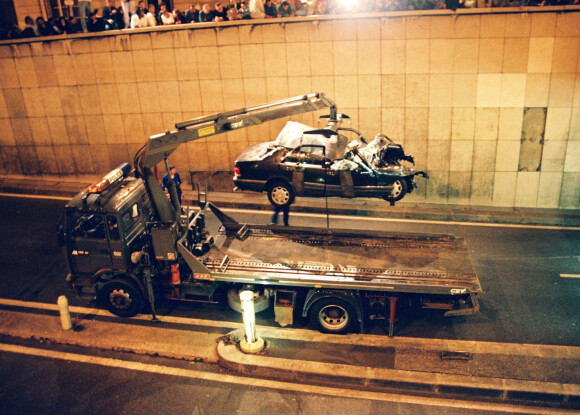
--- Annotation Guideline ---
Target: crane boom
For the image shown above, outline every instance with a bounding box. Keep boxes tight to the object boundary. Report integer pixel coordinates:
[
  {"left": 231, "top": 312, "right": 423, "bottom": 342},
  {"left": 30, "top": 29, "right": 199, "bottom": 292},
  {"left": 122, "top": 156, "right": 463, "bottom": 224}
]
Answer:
[
  {"left": 135, "top": 92, "right": 338, "bottom": 224},
  {"left": 141, "top": 92, "right": 337, "bottom": 169}
]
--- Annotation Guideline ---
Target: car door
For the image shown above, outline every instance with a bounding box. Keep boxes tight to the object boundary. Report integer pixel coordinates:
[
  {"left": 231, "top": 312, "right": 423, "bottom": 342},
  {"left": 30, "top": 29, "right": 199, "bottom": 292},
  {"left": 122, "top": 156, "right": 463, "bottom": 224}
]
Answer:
[
  {"left": 299, "top": 145, "right": 327, "bottom": 197},
  {"left": 352, "top": 164, "right": 378, "bottom": 197},
  {"left": 67, "top": 211, "right": 113, "bottom": 275},
  {"left": 281, "top": 145, "right": 327, "bottom": 197}
]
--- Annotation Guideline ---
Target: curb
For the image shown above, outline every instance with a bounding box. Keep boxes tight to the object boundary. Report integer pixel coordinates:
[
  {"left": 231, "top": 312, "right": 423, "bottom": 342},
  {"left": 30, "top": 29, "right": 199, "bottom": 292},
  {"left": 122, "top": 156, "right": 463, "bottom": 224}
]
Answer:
[
  {"left": 1, "top": 176, "right": 579, "bottom": 227},
  {"left": 0, "top": 307, "right": 221, "bottom": 363},
  {"left": 217, "top": 338, "right": 580, "bottom": 405}
]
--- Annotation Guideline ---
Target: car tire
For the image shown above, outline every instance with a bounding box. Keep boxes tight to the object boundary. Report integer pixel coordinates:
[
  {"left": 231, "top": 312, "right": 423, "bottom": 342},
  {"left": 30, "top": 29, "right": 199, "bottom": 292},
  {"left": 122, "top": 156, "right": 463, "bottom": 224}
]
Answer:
[
  {"left": 267, "top": 181, "right": 295, "bottom": 207},
  {"left": 383, "top": 178, "right": 408, "bottom": 202}
]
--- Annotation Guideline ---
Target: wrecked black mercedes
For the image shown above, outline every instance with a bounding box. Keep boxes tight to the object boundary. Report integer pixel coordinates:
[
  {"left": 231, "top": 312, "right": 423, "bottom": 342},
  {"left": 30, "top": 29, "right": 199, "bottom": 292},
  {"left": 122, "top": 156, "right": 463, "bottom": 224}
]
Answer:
[{"left": 233, "top": 121, "right": 428, "bottom": 207}]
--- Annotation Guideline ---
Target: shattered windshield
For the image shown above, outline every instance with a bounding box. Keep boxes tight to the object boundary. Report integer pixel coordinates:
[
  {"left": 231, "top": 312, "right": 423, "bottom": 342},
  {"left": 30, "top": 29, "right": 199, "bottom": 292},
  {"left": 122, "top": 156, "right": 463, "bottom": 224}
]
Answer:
[{"left": 274, "top": 122, "right": 349, "bottom": 160}]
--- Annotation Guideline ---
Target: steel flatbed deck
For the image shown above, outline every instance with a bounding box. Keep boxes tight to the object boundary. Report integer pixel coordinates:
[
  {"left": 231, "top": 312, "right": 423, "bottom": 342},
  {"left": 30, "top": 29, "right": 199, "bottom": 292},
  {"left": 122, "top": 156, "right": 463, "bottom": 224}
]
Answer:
[{"left": 195, "top": 224, "right": 481, "bottom": 297}]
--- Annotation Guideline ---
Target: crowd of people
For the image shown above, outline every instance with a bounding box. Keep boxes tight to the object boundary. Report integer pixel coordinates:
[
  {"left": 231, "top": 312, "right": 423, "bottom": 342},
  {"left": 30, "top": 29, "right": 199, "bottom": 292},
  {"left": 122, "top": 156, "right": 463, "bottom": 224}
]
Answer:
[{"left": 2, "top": 0, "right": 577, "bottom": 40}]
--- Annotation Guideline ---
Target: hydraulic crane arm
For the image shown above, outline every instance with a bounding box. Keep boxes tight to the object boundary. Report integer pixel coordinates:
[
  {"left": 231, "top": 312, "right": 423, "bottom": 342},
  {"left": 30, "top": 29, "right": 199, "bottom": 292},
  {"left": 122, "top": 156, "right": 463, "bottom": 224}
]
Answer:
[
  {"left": 141, "top": 92, "right": 337, "bottom": 169},
  {"left": 135, "top": 92, "right": 337, "bottom": 224}
]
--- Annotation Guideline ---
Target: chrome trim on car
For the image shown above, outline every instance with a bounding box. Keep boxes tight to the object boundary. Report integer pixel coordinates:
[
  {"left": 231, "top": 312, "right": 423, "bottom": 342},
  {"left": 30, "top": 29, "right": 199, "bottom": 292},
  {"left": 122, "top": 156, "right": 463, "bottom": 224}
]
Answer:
[{"left": 234, "top": 178, "right": 267, "bottom": 185}]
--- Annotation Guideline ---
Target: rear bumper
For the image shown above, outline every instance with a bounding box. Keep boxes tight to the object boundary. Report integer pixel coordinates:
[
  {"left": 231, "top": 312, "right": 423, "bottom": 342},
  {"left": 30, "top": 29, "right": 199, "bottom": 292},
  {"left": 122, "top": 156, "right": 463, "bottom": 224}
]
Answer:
[{"left": 233, "top": 178, "right": 266, "bottom": 193}]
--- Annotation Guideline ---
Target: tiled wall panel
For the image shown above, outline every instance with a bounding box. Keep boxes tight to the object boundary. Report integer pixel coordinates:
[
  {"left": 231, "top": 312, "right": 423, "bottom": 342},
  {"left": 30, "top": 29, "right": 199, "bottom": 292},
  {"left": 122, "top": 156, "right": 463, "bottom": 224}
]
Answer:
[{"left": 0, "top": 10, "right": 578, "bottom": 209}]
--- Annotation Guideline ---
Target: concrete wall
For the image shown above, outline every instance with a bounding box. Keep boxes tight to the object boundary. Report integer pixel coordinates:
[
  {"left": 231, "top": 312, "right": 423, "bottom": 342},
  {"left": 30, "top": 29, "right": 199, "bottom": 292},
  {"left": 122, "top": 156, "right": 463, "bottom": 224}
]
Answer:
[{"left": 0, "top": 10, "right": 579, "bottom": 209}]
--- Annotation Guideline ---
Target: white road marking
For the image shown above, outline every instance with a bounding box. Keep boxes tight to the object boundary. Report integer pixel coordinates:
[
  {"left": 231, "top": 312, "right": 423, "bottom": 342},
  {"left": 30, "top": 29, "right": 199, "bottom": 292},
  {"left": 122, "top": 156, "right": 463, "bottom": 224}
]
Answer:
[
  {"left": 2, "top": 192, "right": 578, "bottom": 231},
  {"left": 0, "top": 342, "right": 569, "bottom": 415},
  {"left": 560, "top": 274, "right": 580, "bottom": 278},
  {"left": 0, "top": 192, "right": 71, "bottom": 201}
]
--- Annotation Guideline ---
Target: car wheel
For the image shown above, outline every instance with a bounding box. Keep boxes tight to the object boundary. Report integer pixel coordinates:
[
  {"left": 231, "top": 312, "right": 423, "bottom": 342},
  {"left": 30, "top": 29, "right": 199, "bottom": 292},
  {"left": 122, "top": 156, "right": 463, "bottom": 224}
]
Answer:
[
  {"left": 267, "top": 181, "right": 295, "bottom": 207},
  {"left": 99, "top": 279, "right": 145, "bottom": 318},
  {"left": 383, "top": 178, "right": 408, "bottom": 202},
  {"left": 310, "top": 298, "right": 357, "bottom": 334}
]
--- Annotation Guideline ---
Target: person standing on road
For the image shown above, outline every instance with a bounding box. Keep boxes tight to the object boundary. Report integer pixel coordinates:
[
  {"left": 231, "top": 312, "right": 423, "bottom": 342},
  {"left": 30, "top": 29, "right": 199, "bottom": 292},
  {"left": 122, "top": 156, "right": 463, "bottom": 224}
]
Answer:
[
  {"left": 162, "top": 166, "right": 183, "bottom": 206},
  {"left": 270, "top": 203, "right": 290, "bottom": 226}
]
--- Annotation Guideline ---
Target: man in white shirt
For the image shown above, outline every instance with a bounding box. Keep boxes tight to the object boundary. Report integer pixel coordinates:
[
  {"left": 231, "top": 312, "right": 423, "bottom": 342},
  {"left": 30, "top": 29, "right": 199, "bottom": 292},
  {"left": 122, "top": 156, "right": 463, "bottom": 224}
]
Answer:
[
  {"left": 130, "top": 7, "right": 148, "bottom": 28},
  {"left": 146, "top": 4, "right": 157, "bottom": 26},
  {"left": 161, "top": 9, "right": 175, "bottom": 24}
]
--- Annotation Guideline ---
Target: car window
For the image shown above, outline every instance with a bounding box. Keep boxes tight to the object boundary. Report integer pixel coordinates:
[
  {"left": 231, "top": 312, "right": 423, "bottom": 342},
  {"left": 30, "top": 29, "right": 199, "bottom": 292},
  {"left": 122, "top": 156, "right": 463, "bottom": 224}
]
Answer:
[
  {"left": 284, "top": 145, "right": 326, "bottom": 166},
  {"left": 107, "top": 216, "right": 120, "bottom": 240},
  {"left": 283, "top": 150, "right": 299, "bottom": 163},
  {"left": 120, "top": 203, "right": 140, "bottom": 232}
]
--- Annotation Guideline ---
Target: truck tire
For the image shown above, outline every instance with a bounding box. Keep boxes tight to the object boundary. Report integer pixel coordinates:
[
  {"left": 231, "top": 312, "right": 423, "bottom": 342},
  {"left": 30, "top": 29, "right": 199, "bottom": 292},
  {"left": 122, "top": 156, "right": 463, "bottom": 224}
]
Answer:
[
  {"left": 383, "top": 178, "right": 407, "bottom": 202},
  {"left": 310, "top": 298, "right": 357, "bottom": 334},
  {"left": 99, "top": 279, "right": 145, "bottom": 318},
  {"left": 226, "top": 288, "right": 271, "bottom": 314},
  {"left": 267, "top": 181, "right": 295, "bottom": 207}
]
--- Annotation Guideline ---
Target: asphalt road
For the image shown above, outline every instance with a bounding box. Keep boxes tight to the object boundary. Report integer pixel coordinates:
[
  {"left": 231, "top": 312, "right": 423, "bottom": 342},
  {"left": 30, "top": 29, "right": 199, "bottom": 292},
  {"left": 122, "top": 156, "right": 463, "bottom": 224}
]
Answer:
[
  {"left": 0, "top": 195, "right": 579, "bottom": 346},
  {"left": 1, "top": 194, "right": 578, "bottom": 415},
  {"left": 0, "top": 341, "right": 535, "bottom": 415}
]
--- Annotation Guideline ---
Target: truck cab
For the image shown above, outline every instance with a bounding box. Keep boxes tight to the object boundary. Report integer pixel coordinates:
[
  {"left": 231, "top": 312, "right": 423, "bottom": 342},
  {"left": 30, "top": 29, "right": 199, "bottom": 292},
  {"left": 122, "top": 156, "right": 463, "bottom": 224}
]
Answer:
[{"left": 62, "top": 164, "right": 154, "bottom": 298}]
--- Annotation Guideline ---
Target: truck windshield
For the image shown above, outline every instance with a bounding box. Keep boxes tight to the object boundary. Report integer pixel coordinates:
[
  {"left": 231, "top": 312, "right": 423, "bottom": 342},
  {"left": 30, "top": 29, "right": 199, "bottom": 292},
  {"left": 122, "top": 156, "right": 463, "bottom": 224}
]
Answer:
[{"left": 72, "top": 213, "right": 106, "bottom": 239}]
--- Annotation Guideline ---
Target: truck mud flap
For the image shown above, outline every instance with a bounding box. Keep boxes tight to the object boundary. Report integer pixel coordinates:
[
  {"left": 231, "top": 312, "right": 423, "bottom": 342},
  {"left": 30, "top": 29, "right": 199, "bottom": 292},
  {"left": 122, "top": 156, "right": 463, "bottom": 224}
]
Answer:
[
  {"left": 292, "top": 170, "right": 304, "bottom": 195},
  {"left": 444, "top": 293, "right": 480, "bottom": 316},
  {"left": 339, "top": 171, "right": 355, "bottom": 198}
]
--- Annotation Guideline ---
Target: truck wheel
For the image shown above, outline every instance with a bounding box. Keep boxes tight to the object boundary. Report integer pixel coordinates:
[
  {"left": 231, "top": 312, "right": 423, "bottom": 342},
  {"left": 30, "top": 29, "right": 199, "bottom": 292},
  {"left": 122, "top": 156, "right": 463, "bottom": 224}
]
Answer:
[
  {"left": 226, "top": 288, "right": 271, "bottom": 314},
  {"left": 99, "top": 279, "right": 145, "bottom": 318},
  {"left": 383, "top": 178, "right": 407, "bottom": 202},
  {"left": 267, "top": 181, "right": 295, "bottom": 207},
  {"left": 310, "top": 298, "right": 356, "bottom": 334}
]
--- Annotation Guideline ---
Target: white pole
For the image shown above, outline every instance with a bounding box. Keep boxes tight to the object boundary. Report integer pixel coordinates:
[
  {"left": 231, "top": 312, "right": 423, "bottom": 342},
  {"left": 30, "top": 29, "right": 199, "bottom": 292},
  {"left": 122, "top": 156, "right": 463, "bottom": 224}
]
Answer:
[
  {"left": 57, "top": 295, "right": 73, "bottom": 330},
  {"left": 240, "top": 290, "right": 257, "bottom": 343},
  {"left": 239, "top": 290, "right": 265, "bottom": 353}
]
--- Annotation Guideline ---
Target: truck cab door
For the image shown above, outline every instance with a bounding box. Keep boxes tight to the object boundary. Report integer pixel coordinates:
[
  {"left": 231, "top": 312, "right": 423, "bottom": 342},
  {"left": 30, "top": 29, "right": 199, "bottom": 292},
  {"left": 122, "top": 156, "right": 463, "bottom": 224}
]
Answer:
[
  {"left": 67, "top": 212, "right": 114, "bottom": 275},
  {"left": 106, "top": 215, "right": 126, "bottom": 270}
]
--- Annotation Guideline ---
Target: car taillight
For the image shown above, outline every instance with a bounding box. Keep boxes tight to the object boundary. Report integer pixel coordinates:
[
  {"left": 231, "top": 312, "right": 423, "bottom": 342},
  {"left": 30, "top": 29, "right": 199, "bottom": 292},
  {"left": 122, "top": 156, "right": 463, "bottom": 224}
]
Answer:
[{"left": 234, "top": 167, "right": 241, "bottom": 176}]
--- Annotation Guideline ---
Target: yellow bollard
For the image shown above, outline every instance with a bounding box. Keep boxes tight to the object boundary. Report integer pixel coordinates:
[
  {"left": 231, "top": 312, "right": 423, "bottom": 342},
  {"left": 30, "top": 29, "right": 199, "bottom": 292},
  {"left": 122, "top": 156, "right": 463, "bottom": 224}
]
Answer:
[{"left": 57, "top": 295, "right": 73, "bottom": 331}]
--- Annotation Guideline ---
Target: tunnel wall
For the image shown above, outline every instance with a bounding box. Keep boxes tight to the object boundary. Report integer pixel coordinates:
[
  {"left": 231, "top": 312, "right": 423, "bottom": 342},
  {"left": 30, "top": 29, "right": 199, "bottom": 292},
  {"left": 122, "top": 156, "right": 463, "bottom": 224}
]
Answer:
[{"left": 0, "top": 9, "right": 578, "bottom": 208}]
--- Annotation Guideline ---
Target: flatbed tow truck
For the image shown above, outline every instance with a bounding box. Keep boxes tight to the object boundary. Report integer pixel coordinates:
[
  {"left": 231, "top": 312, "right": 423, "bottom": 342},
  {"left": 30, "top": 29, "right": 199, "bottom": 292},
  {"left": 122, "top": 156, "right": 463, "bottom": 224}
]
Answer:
[{"left": 61, "top": 92, "right": 481, "bottom": 335}]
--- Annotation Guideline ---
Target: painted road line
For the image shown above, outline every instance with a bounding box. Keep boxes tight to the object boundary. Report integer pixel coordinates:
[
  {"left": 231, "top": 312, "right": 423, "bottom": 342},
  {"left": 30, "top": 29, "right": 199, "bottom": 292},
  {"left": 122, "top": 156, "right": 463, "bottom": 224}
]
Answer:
[
  {"left": 560, "top": 274, "right": 580, "bottom": 278},
  {"left": 0, "top": 192, "right": 71, "bottom": 201},
  {"left": 0, "top": 342, "right": 570, "bottom": 415}
]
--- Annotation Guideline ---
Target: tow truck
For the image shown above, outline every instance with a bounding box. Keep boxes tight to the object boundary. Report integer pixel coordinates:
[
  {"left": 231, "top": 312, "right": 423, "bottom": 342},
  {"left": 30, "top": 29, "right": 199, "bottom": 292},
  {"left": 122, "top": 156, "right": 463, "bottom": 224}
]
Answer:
[{"left": 60, "top": 92, "right": 481, "bottom": 335}]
